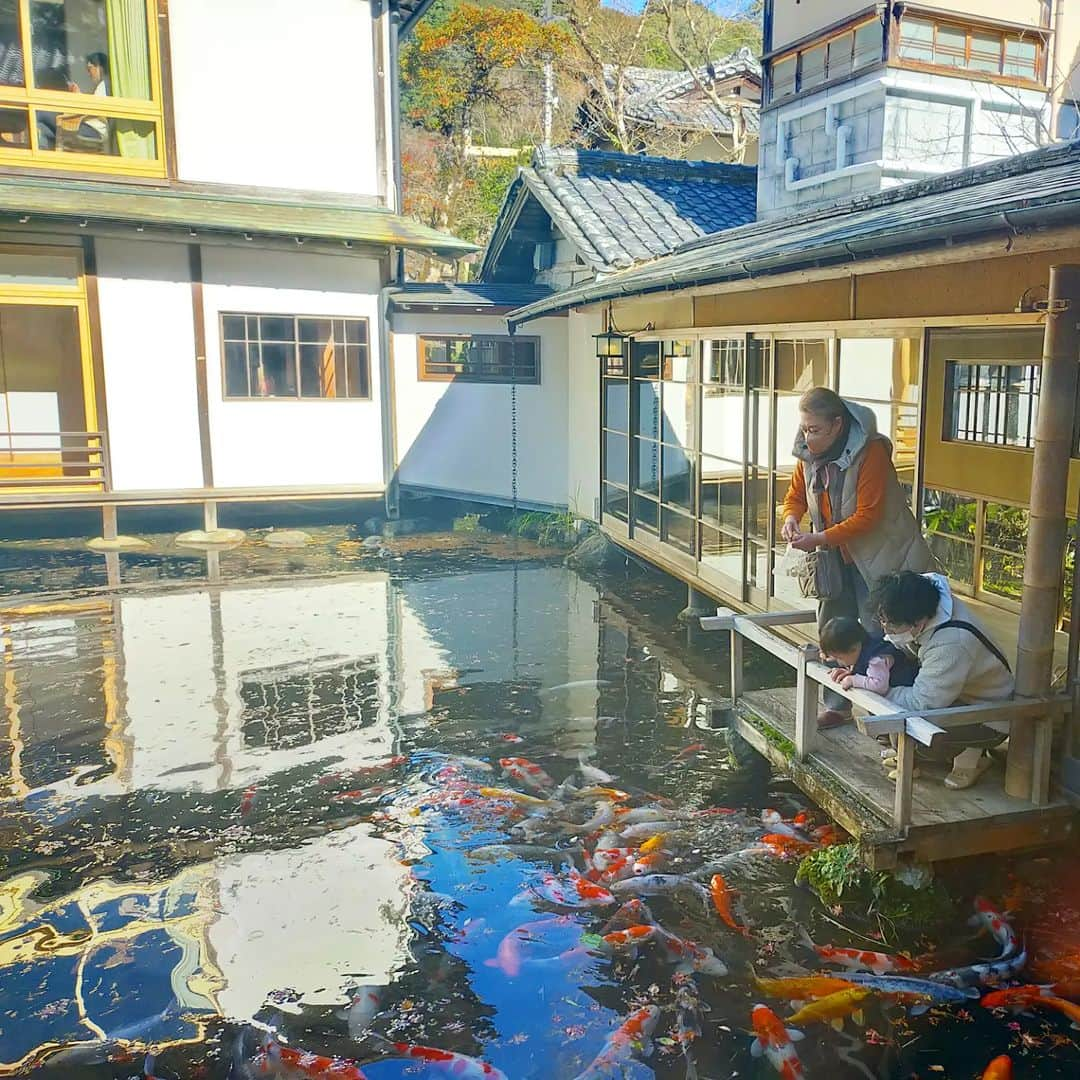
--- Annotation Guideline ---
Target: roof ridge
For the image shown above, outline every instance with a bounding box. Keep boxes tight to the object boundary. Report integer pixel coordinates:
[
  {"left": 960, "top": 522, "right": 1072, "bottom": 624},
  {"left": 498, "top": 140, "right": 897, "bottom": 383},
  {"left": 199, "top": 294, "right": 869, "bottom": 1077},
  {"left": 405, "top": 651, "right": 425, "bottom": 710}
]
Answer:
[{"left": 532, "top": 147, "right": 755, "bottom": 184}]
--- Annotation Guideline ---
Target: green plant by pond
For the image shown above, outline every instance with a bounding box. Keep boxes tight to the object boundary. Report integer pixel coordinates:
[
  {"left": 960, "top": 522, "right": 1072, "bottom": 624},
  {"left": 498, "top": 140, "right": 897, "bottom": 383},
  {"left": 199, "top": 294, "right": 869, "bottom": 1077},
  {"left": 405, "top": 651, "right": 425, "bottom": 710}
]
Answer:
[{"left": 508, "top": 510, "right": 577, "bottom": 546}]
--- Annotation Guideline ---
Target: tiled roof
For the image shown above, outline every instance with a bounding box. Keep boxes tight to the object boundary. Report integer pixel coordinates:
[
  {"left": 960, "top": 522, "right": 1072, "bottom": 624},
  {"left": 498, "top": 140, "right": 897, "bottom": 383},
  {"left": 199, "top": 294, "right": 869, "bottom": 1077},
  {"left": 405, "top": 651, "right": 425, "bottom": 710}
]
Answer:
[
  {"left": 506, "top": 139, "right": 1080, "bottom": 325},
  {"left": 480, "top": 147, "right": 757, "bottom": 280}
]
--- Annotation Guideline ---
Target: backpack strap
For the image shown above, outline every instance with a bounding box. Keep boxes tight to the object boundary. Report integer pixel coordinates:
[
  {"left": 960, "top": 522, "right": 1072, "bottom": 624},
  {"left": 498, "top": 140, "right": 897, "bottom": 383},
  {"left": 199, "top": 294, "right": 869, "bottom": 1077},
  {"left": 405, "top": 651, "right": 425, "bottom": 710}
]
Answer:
[{"left": 931, "top": 619, "right": 1012, "bottom": 672}]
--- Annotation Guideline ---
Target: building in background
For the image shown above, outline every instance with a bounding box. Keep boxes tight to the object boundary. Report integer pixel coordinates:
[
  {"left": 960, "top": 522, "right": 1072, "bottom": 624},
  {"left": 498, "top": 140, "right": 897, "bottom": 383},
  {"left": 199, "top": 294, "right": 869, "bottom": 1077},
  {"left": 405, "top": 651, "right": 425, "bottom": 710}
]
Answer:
[
  {"left": 757, "top": 0, "right": 1079, "bottom": 218},
  {"left": 0, "top": 0, "right": 471, "bottom": 535}
]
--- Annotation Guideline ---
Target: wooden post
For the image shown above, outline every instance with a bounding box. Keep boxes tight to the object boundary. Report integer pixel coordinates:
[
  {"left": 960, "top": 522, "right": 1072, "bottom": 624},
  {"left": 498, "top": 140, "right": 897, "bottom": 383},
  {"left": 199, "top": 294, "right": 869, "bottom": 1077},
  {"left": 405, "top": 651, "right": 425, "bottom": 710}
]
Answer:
[
  {"left": 1007, "top": 265, "right": 1080, "bottom": 801},
  {"left": 893, "top": 729, "right": 915, "bottom": 829},
  {"left": 794, "top": 643, "right": 818, "bottom": 759},
  {"left": 101, "top": 504, "right": 118, "bottom": 542},
  {"left": 729, "top": 628, "right": 743, "bottom": 704},
  {"left": 204, "top": 500, "right": 218, "bottom": 532}
]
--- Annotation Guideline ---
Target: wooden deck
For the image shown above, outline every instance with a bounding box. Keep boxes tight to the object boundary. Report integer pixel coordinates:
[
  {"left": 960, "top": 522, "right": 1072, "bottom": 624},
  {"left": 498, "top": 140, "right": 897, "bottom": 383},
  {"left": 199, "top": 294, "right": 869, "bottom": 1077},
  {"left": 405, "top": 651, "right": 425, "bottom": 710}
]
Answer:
[{"left": 735, "top": 686, "right": 1075, "bottom": 869}]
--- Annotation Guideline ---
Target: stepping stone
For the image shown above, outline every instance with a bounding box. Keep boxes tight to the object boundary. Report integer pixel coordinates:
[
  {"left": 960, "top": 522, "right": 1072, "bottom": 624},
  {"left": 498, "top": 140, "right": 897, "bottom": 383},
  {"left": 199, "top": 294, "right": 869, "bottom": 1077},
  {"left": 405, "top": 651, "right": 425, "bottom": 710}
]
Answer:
[
  {"left": 87, "top": 535, "right": 149, "bottom": 551},
  {"left": 264, "top": 529, "right": 311, "bottom": 548},
  {"left": 175, "top": 528, "right": 246, "bottom": 547}
]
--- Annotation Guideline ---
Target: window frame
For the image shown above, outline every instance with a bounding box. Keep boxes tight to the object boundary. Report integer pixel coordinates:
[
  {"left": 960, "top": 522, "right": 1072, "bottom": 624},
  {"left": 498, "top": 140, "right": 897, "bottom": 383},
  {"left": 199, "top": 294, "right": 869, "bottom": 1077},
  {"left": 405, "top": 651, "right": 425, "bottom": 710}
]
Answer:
[
  {"left": 944, "top": 358, "right": 1042, "bottom": 451},
  {"left": 0, "top": 0, "right": 167, "bottom": 178},
  {"left": 220, "top": 312, "right": 373, "bottom": 402},
  {"left": 767, "top": 16, "right": 883, "bottom": 104},
  {"left": 893, "top": 11, "right": 1046, "bottom": 89},
  {"left": 416, "top": 333, "right": 541, "bottom": 385}
]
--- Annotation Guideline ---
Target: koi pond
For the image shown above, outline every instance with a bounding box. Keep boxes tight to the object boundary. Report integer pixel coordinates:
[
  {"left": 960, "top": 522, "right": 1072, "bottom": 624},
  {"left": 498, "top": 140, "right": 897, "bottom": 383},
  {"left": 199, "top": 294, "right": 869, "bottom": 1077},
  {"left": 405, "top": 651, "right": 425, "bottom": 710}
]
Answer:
[{"left": 1, "top": 527, "right": 1079, "bottom": 1078}]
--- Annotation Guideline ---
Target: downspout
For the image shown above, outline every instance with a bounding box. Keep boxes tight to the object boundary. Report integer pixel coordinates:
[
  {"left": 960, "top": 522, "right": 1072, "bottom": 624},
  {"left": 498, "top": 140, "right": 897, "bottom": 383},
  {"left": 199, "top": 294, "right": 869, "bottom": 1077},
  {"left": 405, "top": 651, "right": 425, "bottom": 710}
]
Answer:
[
  {"left": 380, "top": 257, "right": 402, "bottom": 521},
  {"left": 1050, "top": 0, "right": 1065, "bottom": 141}
]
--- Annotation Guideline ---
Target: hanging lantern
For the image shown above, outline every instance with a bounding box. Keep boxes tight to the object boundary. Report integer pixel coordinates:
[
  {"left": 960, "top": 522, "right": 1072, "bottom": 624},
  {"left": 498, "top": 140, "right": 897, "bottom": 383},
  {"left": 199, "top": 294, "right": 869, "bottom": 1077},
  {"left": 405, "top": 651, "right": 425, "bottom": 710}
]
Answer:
[{"left": 594, "top": 327, "right": 626, "bottom": 360}]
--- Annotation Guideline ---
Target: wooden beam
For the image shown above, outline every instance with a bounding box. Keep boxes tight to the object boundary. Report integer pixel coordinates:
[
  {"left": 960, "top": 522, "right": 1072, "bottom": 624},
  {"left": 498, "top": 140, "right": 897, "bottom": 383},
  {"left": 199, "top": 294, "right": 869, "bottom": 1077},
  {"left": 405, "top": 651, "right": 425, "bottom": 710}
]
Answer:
[
  {"left": 858, "top": 697, "right": 1068, "bottom": 740},
  {"left": 893, "top": 731, "right": 915, "bottom": 829}
]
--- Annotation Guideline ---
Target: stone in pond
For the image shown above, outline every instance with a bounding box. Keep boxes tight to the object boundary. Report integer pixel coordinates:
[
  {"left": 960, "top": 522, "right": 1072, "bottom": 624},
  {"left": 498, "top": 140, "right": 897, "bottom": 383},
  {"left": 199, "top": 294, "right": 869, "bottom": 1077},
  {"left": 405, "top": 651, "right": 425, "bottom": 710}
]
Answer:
[
  {"left": 175, "top": 528, "right": 246, "bottom": 547},
  {"left": 263, "top": 529, "right": 311, "bottom": 547},
  {"left": 87, "top": 535, "right": 149, "bottom": 552}
]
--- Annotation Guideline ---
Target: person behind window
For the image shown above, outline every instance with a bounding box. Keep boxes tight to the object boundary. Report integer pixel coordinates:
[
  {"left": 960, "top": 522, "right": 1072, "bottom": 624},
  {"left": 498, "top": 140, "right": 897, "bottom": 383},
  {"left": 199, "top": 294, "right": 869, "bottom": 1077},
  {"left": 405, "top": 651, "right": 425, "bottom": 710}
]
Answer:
[
  {"left": 67, "top": 52, "right": 109, "bottom": 144},
  {"left": 871, "top": 571, "right": 1014, "bottom": 790},
  {"left": 780, "top": 386, "right": 932, "bottom": 729}
]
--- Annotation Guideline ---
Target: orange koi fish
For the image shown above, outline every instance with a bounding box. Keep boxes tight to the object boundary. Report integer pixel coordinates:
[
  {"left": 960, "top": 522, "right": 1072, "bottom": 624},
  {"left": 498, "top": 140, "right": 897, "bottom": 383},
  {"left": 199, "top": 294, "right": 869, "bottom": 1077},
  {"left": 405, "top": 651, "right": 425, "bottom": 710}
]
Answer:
[
  {"left": 786, "top": 987, "right": 874, "bottom": 1030},
  {"left": 753, "top": 974, "right": 857, "bottom": 1001},
  {"left": 982, "top": 986, "right": 1080, "bottom": 1028},
  {"left": 255, "top": 1038, "right": 368, "bottom": 1078},
  {"left": 710, "top": 873, "right": 750, "bottom": 936},
  {"left": 572, "top": 1005, "right": 661, "bottom": 1079},
  {"left": 800, "top": 929, "right": 917, "bottom": 974},
  {"left": 761, "top": 833, "right": 816, "bottom": 858},
  {"left": 526, "top": 870, "right": 615, "bottom": 909},
  {"left": 982, "top": 1056, "right": 1012, "bottom": 1080},
  {"left": 599, "top": 924, "right": 657, "bottom": 954},
  {"left": 750, "top": 1004, "right": 805, "bottom": 1080},
  {"left": 499, "top": 756, "right": 555, "bottom": 792}
]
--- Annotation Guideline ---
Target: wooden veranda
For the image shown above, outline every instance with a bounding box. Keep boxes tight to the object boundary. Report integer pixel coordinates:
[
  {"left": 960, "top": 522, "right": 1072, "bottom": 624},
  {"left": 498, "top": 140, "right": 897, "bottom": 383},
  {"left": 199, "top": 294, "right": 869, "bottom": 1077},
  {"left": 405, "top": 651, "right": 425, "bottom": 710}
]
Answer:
[{"left": 701, "top": 607, "right": 1076, "bottom": 869}]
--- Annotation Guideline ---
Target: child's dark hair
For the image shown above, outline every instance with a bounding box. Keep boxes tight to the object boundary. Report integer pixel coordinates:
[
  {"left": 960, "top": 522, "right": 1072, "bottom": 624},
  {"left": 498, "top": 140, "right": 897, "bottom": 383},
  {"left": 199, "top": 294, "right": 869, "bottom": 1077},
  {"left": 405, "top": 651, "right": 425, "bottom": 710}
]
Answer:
[{"left": 819, "top": 616, "right": 868, "bottom": 655}]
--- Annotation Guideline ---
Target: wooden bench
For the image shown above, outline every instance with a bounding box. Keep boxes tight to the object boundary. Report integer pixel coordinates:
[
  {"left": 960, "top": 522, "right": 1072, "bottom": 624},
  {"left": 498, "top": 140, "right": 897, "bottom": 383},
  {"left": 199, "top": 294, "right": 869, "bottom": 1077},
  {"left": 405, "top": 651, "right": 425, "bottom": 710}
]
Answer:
[{"left": 700, "top": 607, "right": 1069, "bottom": 830}]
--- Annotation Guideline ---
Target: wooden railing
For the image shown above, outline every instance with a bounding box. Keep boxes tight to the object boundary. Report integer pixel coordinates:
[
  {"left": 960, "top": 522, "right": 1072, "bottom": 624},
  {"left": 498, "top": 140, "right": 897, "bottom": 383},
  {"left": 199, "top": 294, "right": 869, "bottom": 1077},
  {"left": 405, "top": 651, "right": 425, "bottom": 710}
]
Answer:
[
  {"left": 0, "top": 431, "right": 111, "bottom": 490},
  {"left": 700, "top": 607, "right": 1068, "bottom": 830}
]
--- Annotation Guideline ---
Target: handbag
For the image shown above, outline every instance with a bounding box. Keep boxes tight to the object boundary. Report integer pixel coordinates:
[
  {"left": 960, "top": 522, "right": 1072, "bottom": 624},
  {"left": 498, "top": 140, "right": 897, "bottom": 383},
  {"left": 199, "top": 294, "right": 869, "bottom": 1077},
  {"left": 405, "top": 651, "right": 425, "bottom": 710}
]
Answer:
[{"left": 794, "top": 545, "right": 845, "bottom": 600}]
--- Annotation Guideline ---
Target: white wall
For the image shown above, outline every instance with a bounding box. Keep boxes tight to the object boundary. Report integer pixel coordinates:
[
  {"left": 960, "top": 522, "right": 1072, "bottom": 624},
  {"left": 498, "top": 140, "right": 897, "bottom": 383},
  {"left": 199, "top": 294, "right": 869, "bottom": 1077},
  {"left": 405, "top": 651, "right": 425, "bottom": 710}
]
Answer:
[
  {"left": 167, "top": 0, "right": 379, "bottom": 197},
  {"left": 567, "top": 308, "right": 601, "bottom": 522},
  {"left": 391, "top": 312, "right": 570, "bottom": 508},
  {"left": 96, "top": 240, "right": 204, "bottom": 491},
  {"left": 200, "top": 246, "right": 386, "bottom": 489}
]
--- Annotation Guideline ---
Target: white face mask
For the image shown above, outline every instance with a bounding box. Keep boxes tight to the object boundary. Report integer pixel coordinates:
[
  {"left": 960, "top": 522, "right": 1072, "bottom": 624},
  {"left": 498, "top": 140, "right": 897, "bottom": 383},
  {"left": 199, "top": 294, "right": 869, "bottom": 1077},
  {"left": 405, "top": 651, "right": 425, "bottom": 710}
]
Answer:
[{"left": 885, "top": 629, "right": 916, "bottom": 647}]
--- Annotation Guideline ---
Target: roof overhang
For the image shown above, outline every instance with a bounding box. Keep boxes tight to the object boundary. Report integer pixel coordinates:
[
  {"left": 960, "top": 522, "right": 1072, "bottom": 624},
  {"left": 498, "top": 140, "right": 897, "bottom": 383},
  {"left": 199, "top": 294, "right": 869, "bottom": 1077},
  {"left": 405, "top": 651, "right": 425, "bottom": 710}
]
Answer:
[{"left": 0, "top": 175, "right": 476, "bottom": 257}]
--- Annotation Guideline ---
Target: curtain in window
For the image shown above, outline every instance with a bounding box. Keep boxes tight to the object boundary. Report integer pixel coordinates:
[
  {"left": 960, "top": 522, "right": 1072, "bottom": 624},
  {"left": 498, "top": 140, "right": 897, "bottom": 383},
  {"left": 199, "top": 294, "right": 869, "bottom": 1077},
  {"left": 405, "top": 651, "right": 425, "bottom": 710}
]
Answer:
[{"left": 106, "top": 0, "right": 153, "bottom": 158}]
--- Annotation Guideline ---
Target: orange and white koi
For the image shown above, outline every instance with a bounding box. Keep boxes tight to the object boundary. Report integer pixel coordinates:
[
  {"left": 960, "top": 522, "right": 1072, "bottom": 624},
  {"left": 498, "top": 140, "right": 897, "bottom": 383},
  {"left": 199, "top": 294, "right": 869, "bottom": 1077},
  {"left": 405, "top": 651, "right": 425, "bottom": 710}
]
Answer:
[
  {"left": 525, "top": 870, "right": 615, "bottom": 909},
  {"left": 254, "top": 1037, "right": 368, "bottom": 1079},
  {"left": 590, "top": 848, "right": 636, "bottom": 874},
  {"left": 499, "top": 733, "right": 524, "bottom": 743},
  {"left": 654, "top": 926, "right": 728, "bottom": 977},
  {"left": 982, "top": 1056, "right": 1012, "bottom": 1080},
  {"left": 753, "top": 973, "right": 857, "bottom": 1001},
  {"left": 786, "top": 987, "right": 874, "bottom": 1030},
  {"left": 339, "top": 985, "right": 381, "bottom": 1040},
  {"left": 575, "top": 785, "right": 631, "bottom": 802},
  {"left": 970, "top": 896, "right": 1020, "bottom": 958},
  {"left": 982, "top": 985, "right": 1080, "bottom": 1028},
  {"left": 598, "top": 924, "right": 658, "bottom": 955},
  {"left": 761, "top": 833, "right": 816, "bottom": 858},
  {"left": 572, "top": 1005, "right": 661, "bottom": 1079},
  {"left": 799, "top": 929, "right": 917, "bottom": 974},
  {"left": 710, "top": 873, "right": 750, "bottom": 936},
  {"left": 761, "top": 809, "right": 810, "bottom": 840},
  {"left": 749, "top": 1004, "right": 805, "bottom": 1080},
  {"left": 499, "top": 756, "right": 555, "bottom": 792},
  {"left": 370, "top": 1036, "right": 506, "bottom": 1079},
  {"left": 631, "top": 852, "right": 668, "bottom": 876},
  {"left": 601, "top": 899, "right": 655, "bottom": 934}
]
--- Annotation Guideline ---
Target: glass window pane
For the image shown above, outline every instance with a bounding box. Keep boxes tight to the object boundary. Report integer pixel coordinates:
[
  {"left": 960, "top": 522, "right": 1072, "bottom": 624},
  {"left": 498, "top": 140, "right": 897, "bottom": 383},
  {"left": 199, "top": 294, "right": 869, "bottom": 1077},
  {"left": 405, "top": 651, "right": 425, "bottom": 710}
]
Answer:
[
  {"left": 346, "top": 345, "right": 369, "bottom": 398},
  {"left": 224, "top": 342, "right": 248, "bottom": 397},
  {"left": 222, "top": 314, "right": 246, "bottom": 341},
  {"left": 748, "top": 539, "right": 769, "bottom": 591},
  {"left": 661, "top": 507, "right": 695, "bottom": 555},
  {"left": 47, "top": 112, "right": 157, "bottom": 158},
  {"left": 702, "top": 388, "right": 744, "bottom": 462},
  {"left": 747, "top": 467, "right": 770, "bottom": 542},
  {"left": 31, "top": 0, "right": 152, "bottom": 100},
  {"left": 663, "top": 350, "right": 696, "bottom": 382},
  {"left": 604, "top": 431, "right": 628, "bottom": 488},
  {"left": 346, "top": 319, "right": 368, "bottom": 344},
  {"left": 838, "top": 337, "right": 920, "bottom": 402},
  {"left": 899, "top": 16, "right": 935, "bottom": 63},
  {"left": 703, "top": 339, "right": 744, "bottom": 387},
  {"left": 631, "top": 341, "right": 660, "bottom": 379},
  {"left": 634, "top": 379, "right": 661, "bottom": 441},
  {"left": 970, "top": 31, "right": 1002, "bottom": 73},
  {"left": 0, "top": 2, "right": 24, "bottom": 88},
  {"left": 0, "top": 105, "right": 28, "bottom": 149},
  {"left": 661, "top": 443, "right": 694, "bottom": 512},
  {"left": 603, "top": 482, "right": 629, "bottom": 523},
  {"left": 853, "top": 20, "right": 881, "bottom": 69},
  {"left": 252, "top": 341, "right": 297, "bottom": 397},
  {"left": 259, "top": 316, "right": 293, "bottom": 342},
  {"left": 700, "top": 523, "right": 742, "bottom": 582},
  {"left": 699, "top": 456, "right": 743, "bottom": 531},
  {"left": 298, "top": 318, "right": 334, "bottom": 344},
  {"left": 1004, "top": 36, "right": 1038, "bottom": 79},
  {"left": 661, "top": 379, "right": 693, "bottom": 448},
  {"left": 0, "top": 250, "right": 80, "bottom": 287},
  {"left": 828, "top": 32, "right": 853, "bottom": 80},
  {"left": 633, "top": 493, "right": 658, "bottom": 535},
  {"left": 983, "top": 549, "right": 1023, "bottom": 603},
  {"left": 636, "top": 437, "right": 660, "bottom": 497},
  {"left": 801, "top": 43, "right": 826, "bottom": 89},
  {"left": 750, "top": 338, "right": 771, "bottom": 388},
  {"left": 935, "top": 25, "right": 968, "bottom": 68},
  {"left": 299, "top": 342, "right": 329, "bottom": 398},
  {"left": 923, "top": 488, "right": 976, "bottom": 588},
  {"left": 984, "top": 502, "right": 1028, "bottom": 555},
  {"left": 774, "top": 338, "right": 828, "bottom": 392},
  {"left": 772, "top": 55, "right": 796, "bottom": 99},
  {"left": 604, "top": 379, "right": 629, "bottom": 433}
]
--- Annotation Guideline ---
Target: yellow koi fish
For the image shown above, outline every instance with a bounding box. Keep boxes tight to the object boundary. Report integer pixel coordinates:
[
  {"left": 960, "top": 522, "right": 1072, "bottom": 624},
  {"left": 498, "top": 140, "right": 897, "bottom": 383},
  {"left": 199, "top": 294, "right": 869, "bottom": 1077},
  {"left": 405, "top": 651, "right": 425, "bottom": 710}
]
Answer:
[{"left": 786, "top": 987, "right": 874, "bottom": 1030}]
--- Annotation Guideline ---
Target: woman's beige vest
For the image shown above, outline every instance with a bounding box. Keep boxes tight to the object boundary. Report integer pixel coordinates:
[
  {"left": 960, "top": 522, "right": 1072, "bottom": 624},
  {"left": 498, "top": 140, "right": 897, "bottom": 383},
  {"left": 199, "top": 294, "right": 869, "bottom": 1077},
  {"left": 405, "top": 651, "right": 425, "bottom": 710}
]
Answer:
[{"left": 801, "top": 402, "right": 933, "bottom": 588}]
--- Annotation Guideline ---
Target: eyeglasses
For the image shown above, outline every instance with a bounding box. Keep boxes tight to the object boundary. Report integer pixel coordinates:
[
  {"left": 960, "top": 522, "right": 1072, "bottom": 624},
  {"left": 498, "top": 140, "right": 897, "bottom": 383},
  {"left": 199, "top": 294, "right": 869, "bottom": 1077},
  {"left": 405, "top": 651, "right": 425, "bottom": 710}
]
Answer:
[{"left": 800, "top": 421, "right": 837, "bottom": 437}]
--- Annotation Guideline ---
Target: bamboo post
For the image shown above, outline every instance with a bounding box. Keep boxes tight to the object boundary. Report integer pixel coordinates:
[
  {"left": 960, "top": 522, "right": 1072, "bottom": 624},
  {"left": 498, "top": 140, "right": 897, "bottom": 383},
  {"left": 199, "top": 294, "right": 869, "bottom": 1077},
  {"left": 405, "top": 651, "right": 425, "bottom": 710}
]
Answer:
[{"left": 1006, "top": 265, "right": 1080, "bottom": 801}]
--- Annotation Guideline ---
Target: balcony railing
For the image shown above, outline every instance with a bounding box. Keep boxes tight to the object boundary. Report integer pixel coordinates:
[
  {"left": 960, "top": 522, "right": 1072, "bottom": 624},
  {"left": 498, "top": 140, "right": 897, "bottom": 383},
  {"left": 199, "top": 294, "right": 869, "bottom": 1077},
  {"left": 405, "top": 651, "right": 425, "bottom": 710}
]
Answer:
[{"left": 0, "top": 431, "right": 111, "bottom": 490}]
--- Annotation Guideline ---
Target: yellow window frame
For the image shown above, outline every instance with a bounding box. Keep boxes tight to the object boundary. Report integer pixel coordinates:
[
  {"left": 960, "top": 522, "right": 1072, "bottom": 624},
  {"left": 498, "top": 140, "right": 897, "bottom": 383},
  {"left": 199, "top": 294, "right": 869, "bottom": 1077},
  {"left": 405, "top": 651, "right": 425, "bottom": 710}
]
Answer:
[
  {"left": 0, "top": 0, "right": 166, "bottom": 178},
  {"left": 0, "top": 243, "right": 99, "bottom": 492}
]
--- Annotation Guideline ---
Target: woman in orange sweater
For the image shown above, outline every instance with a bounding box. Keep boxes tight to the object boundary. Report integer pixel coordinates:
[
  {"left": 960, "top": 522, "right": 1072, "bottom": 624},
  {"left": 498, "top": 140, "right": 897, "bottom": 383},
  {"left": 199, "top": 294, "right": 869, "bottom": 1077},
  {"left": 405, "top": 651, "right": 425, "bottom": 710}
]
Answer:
[{"left": 780, "top": 387, "right": 931, "bottom": 727}]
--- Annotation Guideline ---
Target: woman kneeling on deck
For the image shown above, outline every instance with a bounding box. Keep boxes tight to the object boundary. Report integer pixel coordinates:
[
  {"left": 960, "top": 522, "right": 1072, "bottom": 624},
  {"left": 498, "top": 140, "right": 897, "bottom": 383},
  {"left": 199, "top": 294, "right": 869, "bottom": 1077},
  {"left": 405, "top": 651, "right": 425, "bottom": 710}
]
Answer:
[
  {"left": 779, "top": 387, "right": 931, "bottom": 729},
  {"left": 871, "top": 571, "right": 1014, "bottom": 791}
]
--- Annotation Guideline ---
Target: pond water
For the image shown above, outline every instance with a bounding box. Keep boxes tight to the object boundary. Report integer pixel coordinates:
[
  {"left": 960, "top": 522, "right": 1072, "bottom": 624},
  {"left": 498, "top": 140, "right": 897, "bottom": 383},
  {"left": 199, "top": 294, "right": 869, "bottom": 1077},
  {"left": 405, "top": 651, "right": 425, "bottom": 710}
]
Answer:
[{"left": 1, "top": 532, "right": 1079, "bottom": 1078}]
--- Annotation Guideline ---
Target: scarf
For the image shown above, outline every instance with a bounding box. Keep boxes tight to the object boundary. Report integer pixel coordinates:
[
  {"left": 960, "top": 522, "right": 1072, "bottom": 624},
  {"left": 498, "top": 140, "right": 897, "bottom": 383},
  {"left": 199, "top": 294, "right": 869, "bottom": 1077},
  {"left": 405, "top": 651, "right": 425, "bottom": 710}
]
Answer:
[{"left": 806, "top": 409, "right": 852, "bottom": 529}]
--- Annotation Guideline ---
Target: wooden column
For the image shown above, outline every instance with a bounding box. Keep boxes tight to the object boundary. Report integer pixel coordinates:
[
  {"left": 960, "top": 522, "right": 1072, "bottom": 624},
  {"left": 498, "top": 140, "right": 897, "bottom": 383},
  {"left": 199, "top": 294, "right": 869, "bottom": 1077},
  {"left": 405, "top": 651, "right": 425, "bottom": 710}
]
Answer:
[{"left": 1006, "top": 265, "right": 1080, "bottom": 801}]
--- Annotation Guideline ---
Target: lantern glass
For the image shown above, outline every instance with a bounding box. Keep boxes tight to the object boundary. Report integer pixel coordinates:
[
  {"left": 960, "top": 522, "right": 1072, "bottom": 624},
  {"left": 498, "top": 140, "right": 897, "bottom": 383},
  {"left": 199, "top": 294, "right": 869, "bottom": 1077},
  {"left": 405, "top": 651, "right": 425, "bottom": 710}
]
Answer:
[{"left": 595, "top": 330, "right": 626, "bottom": 360}]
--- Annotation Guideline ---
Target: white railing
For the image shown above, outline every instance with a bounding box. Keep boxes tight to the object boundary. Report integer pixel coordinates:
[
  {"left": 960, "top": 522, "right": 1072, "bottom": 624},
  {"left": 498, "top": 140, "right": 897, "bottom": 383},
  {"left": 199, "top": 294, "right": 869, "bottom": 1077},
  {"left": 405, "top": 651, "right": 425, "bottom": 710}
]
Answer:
[{"left": 700, "top": 607, "right": 1068, "bottom": 830}]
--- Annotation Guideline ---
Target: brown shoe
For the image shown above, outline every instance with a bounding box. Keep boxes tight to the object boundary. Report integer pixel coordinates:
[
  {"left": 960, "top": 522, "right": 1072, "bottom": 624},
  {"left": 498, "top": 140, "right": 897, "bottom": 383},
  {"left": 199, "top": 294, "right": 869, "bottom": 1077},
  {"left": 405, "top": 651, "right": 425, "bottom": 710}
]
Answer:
[{"left": 817, "top": 709, "right": 851, "bottom": 729}]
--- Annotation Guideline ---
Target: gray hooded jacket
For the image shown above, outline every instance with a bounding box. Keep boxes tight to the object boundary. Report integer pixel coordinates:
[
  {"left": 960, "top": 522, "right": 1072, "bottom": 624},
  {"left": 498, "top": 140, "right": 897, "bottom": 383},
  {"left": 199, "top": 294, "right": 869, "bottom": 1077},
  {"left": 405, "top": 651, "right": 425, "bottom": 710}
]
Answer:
[{"left": 793, "top": 399, "right": 932, "bottom": 588}]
